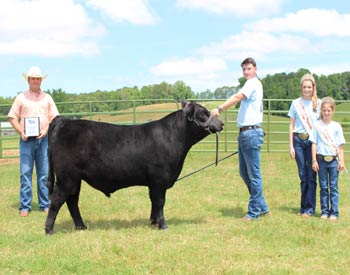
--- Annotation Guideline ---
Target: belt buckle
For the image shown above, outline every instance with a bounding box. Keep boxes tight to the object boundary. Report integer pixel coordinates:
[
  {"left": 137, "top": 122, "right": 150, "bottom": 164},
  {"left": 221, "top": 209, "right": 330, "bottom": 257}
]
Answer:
[
  {"left": 298, "top": 133, "right": 309, "bottom": 140},
  {"left": 324, "top": 156, "right": 334, "bottom": 162}
]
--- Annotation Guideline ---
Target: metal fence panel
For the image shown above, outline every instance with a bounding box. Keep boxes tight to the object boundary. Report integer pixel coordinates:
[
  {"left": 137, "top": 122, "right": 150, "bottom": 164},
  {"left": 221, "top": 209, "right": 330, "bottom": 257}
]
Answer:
[{"left": 1, "top": 99, "right": 350, "bottom": 158}]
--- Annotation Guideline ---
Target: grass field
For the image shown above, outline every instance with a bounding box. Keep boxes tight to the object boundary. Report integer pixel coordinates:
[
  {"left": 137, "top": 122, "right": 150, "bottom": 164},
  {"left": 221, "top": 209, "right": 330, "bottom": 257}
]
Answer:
[{"left": 1, "top": 152, "right": 350, "bottom": 275}]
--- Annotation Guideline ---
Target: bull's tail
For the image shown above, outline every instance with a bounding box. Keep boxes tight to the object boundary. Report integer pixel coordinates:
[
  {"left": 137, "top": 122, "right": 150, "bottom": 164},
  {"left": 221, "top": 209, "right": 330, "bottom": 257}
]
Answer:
[
  {"left": 47, "top": 144, "right": 55, "bottom": 195},
  {"left": 47, "top": 116, "right": 64, "bottom": 195}
]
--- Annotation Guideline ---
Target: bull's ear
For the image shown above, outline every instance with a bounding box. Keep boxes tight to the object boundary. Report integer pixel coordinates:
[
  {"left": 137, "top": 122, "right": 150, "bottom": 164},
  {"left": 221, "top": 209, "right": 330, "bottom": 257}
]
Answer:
[
  {"left": 182, "top": 101, "right": 193, "bottom": 117},
  {"left": 181, "top": 101, "right": 188, "bottom": 109}
]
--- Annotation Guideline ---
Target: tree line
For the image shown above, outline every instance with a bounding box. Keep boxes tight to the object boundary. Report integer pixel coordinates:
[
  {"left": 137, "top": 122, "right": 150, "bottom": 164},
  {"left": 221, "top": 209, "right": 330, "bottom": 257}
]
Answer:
[{"left": 1, "top": 68, "right": 350, "bottom": 117}]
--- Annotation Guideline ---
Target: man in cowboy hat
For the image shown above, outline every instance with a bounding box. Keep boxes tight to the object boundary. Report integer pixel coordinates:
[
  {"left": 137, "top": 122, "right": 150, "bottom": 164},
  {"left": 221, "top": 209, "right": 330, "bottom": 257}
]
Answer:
[{"left": 8, "top": 66, "right": 59, "bottom": 217}]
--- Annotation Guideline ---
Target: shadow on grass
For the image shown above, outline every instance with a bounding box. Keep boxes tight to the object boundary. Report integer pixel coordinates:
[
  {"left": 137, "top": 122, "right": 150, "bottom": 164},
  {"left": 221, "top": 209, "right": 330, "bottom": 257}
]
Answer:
[
  {"left": 279, "top": 206, "right": 300, "bottom": 215},
  {"left": 53, "top": 216, "right": 207, "bottom": 232},
  {"left": 220, "top": 207, "right": 244, "bottom": 218}
]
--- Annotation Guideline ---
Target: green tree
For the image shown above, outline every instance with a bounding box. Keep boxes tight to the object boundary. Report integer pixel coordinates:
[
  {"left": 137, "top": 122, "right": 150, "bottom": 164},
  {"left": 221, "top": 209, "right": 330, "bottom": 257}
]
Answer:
[
  {"left": 172, "top": 81, "right": 194, "bottom": 101},
  {"left": 197, "top": 89, "right": 214, "bottom": 99},
  {"left": 213, "top": 86, "right": 236, "bottom": 99}
]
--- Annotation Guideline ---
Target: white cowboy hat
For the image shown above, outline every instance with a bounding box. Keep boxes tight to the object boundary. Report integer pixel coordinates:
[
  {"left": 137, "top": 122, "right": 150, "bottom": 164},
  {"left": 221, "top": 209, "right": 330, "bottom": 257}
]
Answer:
[{"left": 22, "top": 66, "right": 47, "bottom": 81}]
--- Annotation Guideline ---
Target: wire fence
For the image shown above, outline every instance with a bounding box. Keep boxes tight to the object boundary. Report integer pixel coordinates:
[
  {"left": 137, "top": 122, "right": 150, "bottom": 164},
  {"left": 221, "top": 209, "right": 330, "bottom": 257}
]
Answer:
[{"left": 1, "top": 98, "right": 350, "bottom": 158}]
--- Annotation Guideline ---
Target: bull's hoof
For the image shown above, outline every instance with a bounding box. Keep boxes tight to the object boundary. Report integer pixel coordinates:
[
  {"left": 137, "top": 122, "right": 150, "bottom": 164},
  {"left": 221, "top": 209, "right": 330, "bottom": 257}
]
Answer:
[
  {"left": 159, "top": 223, "right": 168, "bottom": 230},
  {"left": 150, "top": 219, "right": 168, "bottom": 230},
  {"left": 150, "top": 222, "right": 158, "bottom": 229},
  {"left": 45, "top": 228, "right": 54, "bottom": 235},
  {"left": 75, "top": 225, "right": 87, "bottom": 231}
]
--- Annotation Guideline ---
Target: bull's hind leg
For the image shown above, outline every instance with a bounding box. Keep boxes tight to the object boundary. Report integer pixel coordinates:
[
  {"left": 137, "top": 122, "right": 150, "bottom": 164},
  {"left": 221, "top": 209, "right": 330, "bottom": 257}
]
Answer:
[
  {"left": 66, "top": 182, "right": 87, "bottom": 231},
  {"left": 45, "top": 183, "right": 69, "bottom": 234},
  {"left": 149, "top": 187, "right": 168, "bottom": 230}
]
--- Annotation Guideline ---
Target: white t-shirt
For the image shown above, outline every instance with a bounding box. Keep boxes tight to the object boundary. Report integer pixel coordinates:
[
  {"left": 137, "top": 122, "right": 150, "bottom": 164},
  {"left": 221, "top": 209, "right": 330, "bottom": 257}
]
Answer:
[
  {"left": 309, "top": 120, "right": 346, "bottom": 156},
  {"left": 288, "top": 97, "right": 320, "bottom": 133},
  {"left": 237, "top": 77, "right": 263, "bottom": 128}
]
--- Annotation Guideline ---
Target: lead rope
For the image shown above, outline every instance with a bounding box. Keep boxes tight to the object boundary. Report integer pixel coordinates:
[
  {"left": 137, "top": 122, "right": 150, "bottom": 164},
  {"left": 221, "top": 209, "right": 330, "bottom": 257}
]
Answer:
[
  {"left": 176, "top": 151, "right": 238, "bottom": 182},
  {"left": 176, "top": 132, "right": 238, "bottom": 182}
]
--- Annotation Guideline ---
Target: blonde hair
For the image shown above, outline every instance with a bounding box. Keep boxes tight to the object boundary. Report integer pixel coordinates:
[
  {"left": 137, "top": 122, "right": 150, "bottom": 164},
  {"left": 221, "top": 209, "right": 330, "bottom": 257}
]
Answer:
[
  {"left": 320, "top": 96, "right": 335, "bottom": 119},
  {"left": 300, "top": 73, "right": 318, "bottom": 111}
]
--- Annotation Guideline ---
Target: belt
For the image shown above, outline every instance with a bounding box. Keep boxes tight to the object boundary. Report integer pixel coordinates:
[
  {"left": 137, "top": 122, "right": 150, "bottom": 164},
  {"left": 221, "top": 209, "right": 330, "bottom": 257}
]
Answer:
[
  {"left": 293, "top": 132, "right": 309, "bottom": 140},
  {"left": 239, "top": 125, "right": 262, "bottom": 132},
  {"left": 316, "top": 154, "right": 336, "bottom": 162}
]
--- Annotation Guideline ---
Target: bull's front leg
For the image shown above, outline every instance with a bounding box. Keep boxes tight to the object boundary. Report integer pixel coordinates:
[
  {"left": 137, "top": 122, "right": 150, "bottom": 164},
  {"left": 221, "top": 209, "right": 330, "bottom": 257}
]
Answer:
[{"left": 149, "top": 187, "right": 168, "bottom": 230}]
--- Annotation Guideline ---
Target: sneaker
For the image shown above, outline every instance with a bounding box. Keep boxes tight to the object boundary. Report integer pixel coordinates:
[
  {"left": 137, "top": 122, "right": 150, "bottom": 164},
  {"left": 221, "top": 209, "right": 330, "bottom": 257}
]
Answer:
[
  {"left": 329, "top": 215, "right": 338, "bottom": 221},
  {"left": 20, "top": 211, "right": 29, "bottom": 217},
  {"left": 241, "top": 216, "right": 254, "bottom": 222},
  {"left": 320, "top": 214, "right": 328, "bottom": 220},
  {"left": 301, "top": 213, "right": 312, "bottom": 218},
  {"left": 261, "top": 211, "right": 271, "bottom": 218}
]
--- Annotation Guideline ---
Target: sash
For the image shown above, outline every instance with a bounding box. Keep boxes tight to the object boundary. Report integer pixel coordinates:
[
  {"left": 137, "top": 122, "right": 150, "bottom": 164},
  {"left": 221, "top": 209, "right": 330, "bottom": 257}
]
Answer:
[
  {"left": 314, "top": 122, "right": 338, "bottom": 156},
  {"left": 294, "top": 98, "right": 313, "bottom": 135},
  {"left": 314, "top": 122, "right": 348, "bottom": 174}
]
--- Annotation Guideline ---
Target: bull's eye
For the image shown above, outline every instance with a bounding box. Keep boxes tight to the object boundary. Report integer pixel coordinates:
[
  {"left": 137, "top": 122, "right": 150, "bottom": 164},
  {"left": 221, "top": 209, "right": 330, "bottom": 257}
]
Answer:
[{"left": 198, "top": 112, "right": 209, "bottom": 122}]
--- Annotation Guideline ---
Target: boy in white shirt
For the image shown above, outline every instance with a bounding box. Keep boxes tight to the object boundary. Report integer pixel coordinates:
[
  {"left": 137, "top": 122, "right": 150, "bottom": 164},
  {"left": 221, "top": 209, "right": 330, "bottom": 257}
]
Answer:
[{"left": 211, "top": 57, "right": 269, "bottom": 220}]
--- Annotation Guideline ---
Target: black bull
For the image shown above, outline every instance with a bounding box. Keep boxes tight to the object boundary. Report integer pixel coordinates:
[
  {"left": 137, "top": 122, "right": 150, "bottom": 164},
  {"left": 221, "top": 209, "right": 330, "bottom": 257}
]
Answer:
[{"left": 45, "top": 101, "right": 223, "bottom": 234}]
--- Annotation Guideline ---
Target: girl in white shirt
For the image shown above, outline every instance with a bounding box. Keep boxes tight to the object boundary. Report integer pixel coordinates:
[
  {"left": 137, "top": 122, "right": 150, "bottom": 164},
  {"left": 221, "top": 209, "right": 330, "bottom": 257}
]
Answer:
[{"left": 310, "top": 97, "right": 345, "bottom": 220}]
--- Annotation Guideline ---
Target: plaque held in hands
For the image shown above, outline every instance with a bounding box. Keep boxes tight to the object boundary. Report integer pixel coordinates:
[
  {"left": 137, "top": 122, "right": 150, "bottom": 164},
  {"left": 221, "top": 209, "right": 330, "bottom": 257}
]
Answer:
[{"left": 24, "top": 117, "right": 40, "bottom": 137}]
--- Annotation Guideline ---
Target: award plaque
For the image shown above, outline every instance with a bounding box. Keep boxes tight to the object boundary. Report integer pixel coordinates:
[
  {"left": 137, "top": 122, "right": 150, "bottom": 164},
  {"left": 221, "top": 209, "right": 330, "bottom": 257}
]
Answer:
[{"left": 24, "top": 117, "right": 40, "bottom": 137}]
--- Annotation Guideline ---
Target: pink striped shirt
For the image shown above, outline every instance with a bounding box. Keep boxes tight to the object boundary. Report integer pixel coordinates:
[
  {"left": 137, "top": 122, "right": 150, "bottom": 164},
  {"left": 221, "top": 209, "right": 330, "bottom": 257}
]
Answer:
[{"left": 8, "top": 90, "right": 59, "bottom": 132}]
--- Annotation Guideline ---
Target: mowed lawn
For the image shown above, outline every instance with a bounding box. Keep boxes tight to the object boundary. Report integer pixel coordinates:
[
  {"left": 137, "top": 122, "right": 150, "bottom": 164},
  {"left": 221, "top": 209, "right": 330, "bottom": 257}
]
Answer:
[{"left": 1, "top": 152, "right": 350, "bottom": 275}]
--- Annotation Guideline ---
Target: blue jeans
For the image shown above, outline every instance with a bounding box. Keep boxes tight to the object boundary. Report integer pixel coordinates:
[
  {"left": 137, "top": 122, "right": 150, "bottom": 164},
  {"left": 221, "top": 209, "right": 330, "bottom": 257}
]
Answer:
[
  {"left": 238, "top": 128, "right": 269, "bottom": 219},
  {"left": 293, "top": 135, "right": 317, "bottom": 215},
  {"left": 19, "top": 136, "right": 50, "bottom": 212},
  {"left": 318, "top": 158, "right": 339, "bottom": 217}
]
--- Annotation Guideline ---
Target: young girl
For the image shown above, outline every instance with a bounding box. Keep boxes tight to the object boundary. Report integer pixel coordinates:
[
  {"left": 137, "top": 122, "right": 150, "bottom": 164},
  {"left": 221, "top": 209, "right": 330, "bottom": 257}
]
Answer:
[
  {"left": 310, "top": 97, "right": 346, "bottom": 220},
  {"left": 288, "top": 73, "right": 321, "bottom": 218}
]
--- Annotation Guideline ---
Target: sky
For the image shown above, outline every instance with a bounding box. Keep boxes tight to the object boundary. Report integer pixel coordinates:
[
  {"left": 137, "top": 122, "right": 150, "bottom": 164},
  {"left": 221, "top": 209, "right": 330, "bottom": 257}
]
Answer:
[{"left": 1, "top": 0, "right": 350, "bottom": 98}]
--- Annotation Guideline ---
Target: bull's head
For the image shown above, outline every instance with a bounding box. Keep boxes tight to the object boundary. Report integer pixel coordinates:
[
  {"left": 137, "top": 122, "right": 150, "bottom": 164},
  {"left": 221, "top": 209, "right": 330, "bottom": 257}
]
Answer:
[{"left": 182, "top": 101, "right": 224, "bottom": 133}]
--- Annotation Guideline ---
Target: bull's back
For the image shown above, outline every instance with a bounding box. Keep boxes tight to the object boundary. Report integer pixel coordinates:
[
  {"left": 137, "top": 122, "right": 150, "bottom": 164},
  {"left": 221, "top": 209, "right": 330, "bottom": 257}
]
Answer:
[{"left": 50, "top": 117, "right": 187, "bottom": 192}]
